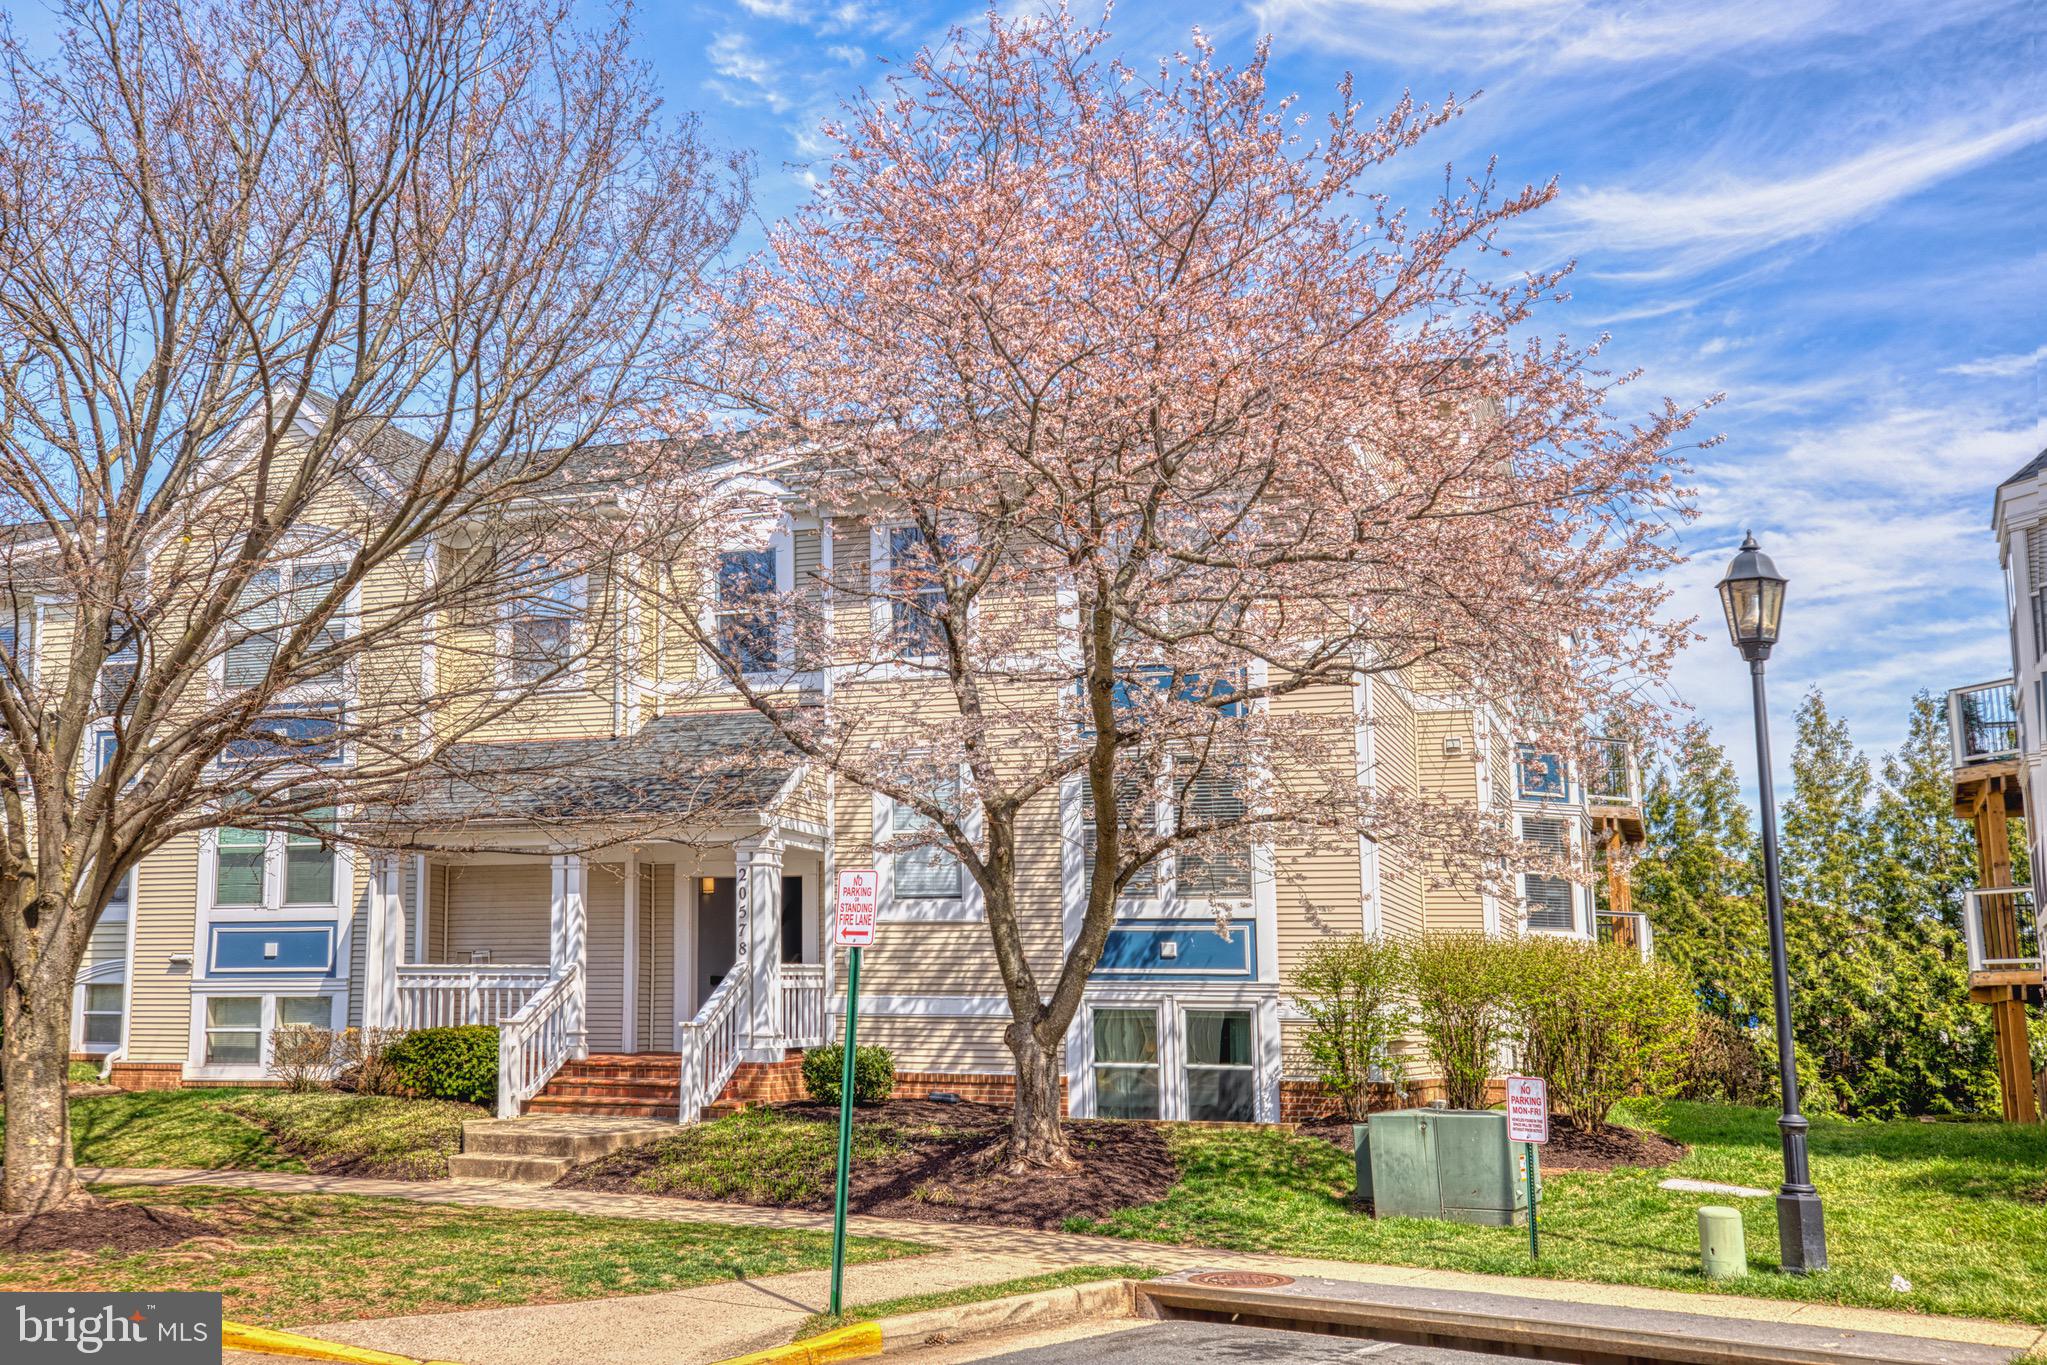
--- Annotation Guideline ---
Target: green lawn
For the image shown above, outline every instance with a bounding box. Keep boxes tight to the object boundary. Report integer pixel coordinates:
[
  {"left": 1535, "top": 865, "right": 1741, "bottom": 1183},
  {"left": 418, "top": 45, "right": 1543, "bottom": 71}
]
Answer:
[
  {"left": 0, "top": 1088, "right": 476, "bottom": 1178},
  {"left": 0, "top": 1185, "right": 926, "bottom": 1326},
  {"left": 567, "top": 1105, "right": 927, "bottom": 1204},
  {"left": 1068, "top": 1101, "right": 2047, "bottom": 1325},
  {"left": 795, "top": 1265, "right": 1158, "bottom": 1339}
]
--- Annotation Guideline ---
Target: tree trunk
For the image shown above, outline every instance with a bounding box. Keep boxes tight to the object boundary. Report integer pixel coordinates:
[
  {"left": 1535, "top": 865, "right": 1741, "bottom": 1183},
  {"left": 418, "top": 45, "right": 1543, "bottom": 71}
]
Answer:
[
  {"left": 2, "top": 977, "right": 83, "bottom": 1215},
  {"left": 1004, "top": 1018, "right": 1073, "bottom": 1169}
]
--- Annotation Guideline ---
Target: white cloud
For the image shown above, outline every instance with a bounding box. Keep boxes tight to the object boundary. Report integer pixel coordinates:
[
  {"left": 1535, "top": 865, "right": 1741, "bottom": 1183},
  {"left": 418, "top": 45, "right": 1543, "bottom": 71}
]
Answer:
[
  {"left": 1248, "top": 0, "right": 1931, "bottom": 72},
  {"left": 1943, "top": 345, "right": 2047, "bottom": 379},
  {"left": 1667, "top": 406, "right": 2045, "bottom": 789},
  {"left": 735, "top": 0, "right": 803, "bottom": 17},
  {"left": 706, "top": 32, "right": 794, "bottom": 113},
  {"left": 1554, "top": 111, "right": 2047, "bottom": 279}
]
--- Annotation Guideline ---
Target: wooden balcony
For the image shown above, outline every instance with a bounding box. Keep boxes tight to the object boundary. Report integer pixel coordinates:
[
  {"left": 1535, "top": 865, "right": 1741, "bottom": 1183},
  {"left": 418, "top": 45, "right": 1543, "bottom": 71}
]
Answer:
[
  {"left": 1964, "top": 886, "right": 2045, "bottom": 1000},
  {"left": 1585, "top": 736, "right": 1645, "bottom": 843},
  {"left": 1949, "top": 679, "right": 2024, "bottom": 817}
]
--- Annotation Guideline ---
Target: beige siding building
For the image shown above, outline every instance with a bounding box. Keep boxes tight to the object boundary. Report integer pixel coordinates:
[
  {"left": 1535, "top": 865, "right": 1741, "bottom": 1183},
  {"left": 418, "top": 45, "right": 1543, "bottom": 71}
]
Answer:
[{"left": 59, "top": 414, "right": 1642, "bottom": 1120}]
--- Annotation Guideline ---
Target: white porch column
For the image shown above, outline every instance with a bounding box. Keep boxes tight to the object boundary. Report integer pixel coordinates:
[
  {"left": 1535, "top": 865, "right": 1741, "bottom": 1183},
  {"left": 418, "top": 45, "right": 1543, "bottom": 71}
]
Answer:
[
  {"left": 365, "top": 853, "right": 404, "bottom": 1029},
  {"left": 622, "top": 851, "right": 641, "bottom": 1052},
  {"left": 550, "top": 854, "right": 589, "bottom": 1058},
  {"left": 737, "top": 838, "right": 783, "bottom": 1053}
]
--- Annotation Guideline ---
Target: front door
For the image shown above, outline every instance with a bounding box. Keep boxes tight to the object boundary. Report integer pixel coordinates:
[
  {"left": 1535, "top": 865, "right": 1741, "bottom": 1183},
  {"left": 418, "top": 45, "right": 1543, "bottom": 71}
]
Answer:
[
  {"left": 697, "top": 876, "right": 737, "bottom": 1008},
  {"left": 781, "top": 875, "right": 804, "bottom": 963}
]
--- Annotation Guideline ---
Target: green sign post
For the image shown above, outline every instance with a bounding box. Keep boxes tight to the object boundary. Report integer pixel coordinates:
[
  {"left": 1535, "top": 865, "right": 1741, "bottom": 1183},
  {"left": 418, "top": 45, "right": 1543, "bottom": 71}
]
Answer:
[
  {"left": 827, "top": 868, "right": 877, "bottom": 1318},
  {"left": 1506, "top": 1075, "right": 1547, "bottom": 1262}
]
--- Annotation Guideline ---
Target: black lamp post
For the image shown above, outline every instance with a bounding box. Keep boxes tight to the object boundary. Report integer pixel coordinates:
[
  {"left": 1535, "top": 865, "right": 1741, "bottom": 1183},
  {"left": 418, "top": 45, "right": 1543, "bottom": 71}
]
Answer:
[{"left": 1717, "top": 532, "right": 1827, "bottom": 1275}]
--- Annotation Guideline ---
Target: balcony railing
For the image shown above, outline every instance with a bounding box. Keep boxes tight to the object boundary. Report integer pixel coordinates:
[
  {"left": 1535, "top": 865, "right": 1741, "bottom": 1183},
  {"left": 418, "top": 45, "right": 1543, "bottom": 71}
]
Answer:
[
  {"left": 1596, "top": 910, "right": 1654, "bottom": 961},
  {"left": 1949, "top": 679, "right": 2019, "bottom": 768},
  {"left": 1963, "top": 886, "right": 2042, "bottom": 977},
  {"left": 1586, "top": 737, "right": 1642, "bottom": 808},
  {"left": 395, "top": 964, "right": 552, "bottom": 1029}
]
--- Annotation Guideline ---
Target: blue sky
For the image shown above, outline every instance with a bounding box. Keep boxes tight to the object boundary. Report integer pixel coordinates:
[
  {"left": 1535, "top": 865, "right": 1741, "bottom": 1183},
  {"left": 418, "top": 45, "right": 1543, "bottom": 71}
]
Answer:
[{"left": 643, "top": 0, "right": 2046, "bottom": 785}]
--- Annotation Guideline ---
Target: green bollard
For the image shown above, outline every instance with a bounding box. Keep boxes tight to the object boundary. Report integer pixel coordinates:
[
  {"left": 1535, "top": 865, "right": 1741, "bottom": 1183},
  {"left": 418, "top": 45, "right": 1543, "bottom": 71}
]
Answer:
[{"left": 1698, "top": 1205, "right": 1748, "bottom": 1279}]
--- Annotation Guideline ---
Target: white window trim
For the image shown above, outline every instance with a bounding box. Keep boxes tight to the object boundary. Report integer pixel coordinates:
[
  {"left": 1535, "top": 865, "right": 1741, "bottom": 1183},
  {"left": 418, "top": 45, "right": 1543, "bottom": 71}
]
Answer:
[
  {"left": 71, "top": 960, "right": 126, "bottom": 1055},
  {"left": 872, "top": 777, "right": 985, "bottom": 923},
  {"left": 185, "top": 985, "right": 347, "bottom": 1081},
  {"left": 1515, "top": 808, "right": 1588, "bottom": 938},
  {"left": 494, "top": 563, "right": 589, "bottom": 696},
  {"left": 1066, "top": 987, "right": 1282, "bottom": 1122},
  {"left": 211, "top": 555, "right": 360, "bottom": 701},
  {"left": 867, "top": 520, "right": 975, "bottom": 678},
  {"left": 700, "top": 519, "right": 799, "bottom": 685},
  {"left": 1059, "top": 766, "right": 1270, "bottom": 935}
]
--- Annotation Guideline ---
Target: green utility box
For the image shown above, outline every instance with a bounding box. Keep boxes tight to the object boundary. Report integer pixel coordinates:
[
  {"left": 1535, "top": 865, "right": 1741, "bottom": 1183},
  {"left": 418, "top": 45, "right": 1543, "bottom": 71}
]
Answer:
[{"left": 1354, "top": 1110, "right": 1539, "bottom": 1227}]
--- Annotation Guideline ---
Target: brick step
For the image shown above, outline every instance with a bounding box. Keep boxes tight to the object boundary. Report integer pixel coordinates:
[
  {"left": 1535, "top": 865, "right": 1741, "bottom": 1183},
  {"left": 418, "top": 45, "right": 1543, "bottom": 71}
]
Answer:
[
  {"left": 548, "top": 1064, "right": 683, "bottom": 1080},
  {"left": 522, "top": 1096, "right": 679, "bottom": 1119},
  {"left": 536, "top": 1080, "right": 683, "bottom": 1103},
  {"left": 447, "top": 1152, "right": 572, "bottom": 1183}
]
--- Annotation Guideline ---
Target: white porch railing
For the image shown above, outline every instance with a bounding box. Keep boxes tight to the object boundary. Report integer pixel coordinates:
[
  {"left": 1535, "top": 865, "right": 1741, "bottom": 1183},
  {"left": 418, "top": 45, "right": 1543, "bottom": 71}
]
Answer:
[
  {"left": 496, "top": 965, "right": 584, "bottom": 1119},
  {"left": 396, "top": 965, "right": 552, "bottom": 1029},
  {"left": 781, "top": 964, "right": 828, "bottom": 1047},
  {"left": 1963, "top": 886, "right": 2043, "bottom": 976},
  {"left": 676, "top": 973, "right": 744, "bottom": 1125}
]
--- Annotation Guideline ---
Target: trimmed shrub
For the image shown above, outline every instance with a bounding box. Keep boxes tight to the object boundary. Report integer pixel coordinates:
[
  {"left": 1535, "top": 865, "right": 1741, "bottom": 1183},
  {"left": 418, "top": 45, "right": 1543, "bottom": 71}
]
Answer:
[
  {"left": 802, "top": 1044, "right": 896, "bottom": 1105},
  {"left": 383, "top": 1026, "right": 498, "bottom": 1106},
  {"left": 1407, "top": 930, "right": 1520, "bottom": 1110},
  {"left": 1286, "top": 933, "right": 1411, "bottom": 1120},
  {"left": 1681, "top": 1013, "right": 1772, "bottom": 1105},
  {"left": 1508, "top": 936, "right": 1697, "bottom": 1129}
]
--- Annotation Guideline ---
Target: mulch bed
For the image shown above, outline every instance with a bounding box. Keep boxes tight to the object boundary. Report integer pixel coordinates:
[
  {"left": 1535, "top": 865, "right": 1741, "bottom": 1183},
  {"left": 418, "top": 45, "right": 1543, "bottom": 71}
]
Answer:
[
  {"left": 0, "top": 1200, "right": 219, "bottom": 1255},
  {"left": 1295, "top": 1112, "right": 1686, "bottom": 1172},
  {"left": 564, "top": 1098, "right": 1177, "bottom": 1230}
]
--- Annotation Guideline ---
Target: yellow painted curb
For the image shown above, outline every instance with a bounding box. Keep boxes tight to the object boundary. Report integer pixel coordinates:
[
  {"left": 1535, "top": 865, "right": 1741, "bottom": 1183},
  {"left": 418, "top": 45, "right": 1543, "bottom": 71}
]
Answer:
[
  {"left": 223, "top": 1321, "right": 465, "bottom": 1365},
  {"left": 714, "top": 1322, "right": 884, "bottom": 1365}
]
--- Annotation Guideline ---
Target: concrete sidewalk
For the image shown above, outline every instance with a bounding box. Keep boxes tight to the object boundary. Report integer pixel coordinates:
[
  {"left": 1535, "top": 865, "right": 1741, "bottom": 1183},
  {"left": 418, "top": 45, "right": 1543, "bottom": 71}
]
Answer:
[{"left": 90, "top": 1166, "right": 2046, "bottom": 1363}]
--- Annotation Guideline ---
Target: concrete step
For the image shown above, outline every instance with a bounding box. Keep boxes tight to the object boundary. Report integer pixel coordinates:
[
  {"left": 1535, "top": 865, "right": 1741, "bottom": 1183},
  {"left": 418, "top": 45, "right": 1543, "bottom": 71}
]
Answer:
[
  {"left": 461, "top": 1117, "right": 677, "bottom": 1160},
  {"left": 447, "top": 1152, "right": 572, "bottom": 1183}
]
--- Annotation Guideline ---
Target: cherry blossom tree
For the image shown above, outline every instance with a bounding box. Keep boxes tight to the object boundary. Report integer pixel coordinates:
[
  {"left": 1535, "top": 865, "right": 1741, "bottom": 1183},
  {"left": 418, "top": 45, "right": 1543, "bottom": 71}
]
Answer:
[
  {"left": 0, "top": 0, "right": 744, "bottom": 1216},
  {"left": 683, "top": 8, "right": 1703, "bottom": 1166}
]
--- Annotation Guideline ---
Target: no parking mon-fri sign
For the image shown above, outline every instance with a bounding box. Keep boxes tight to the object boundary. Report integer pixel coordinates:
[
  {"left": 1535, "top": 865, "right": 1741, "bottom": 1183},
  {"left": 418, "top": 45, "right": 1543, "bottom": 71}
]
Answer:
[{"left": 1506, "top": 1074, "right": 1549, "bottom": 1144}]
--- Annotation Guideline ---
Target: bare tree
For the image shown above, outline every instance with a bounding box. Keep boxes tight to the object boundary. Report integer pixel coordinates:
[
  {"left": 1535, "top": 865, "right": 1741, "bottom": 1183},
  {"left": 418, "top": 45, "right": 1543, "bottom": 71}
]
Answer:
[
  {"left": 0, "top": 0, "right": 745, "bottom": 1215},
  {"left": 675, "top": 12, "right": 1702, "bottom": 1167}
]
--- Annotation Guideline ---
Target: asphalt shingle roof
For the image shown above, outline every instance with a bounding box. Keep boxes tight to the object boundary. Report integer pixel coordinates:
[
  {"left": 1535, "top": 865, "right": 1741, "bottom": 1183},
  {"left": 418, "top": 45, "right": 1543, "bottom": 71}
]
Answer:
[
  {"left": 373, "top": 710, "right": 800, "bottom": 831},
  {"left": 2003, "top": 446, "right": 2047, "bottom": 489}
]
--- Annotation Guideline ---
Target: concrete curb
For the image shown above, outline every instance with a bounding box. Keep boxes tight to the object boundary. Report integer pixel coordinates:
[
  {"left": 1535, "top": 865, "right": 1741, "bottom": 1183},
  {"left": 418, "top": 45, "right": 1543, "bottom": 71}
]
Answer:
[
  {"left": 869, "top": 1279, "right": 1137, "bottom": 1353},
  {"left": 1134, "top": 1272, "right": 2027, "bottom": 1365},
  {"left": 715, "top": 1324, "right": 884, "bottom": 1365},
  {"left": 222, "top": 1321, "right": 464, "bottom": 1365}
]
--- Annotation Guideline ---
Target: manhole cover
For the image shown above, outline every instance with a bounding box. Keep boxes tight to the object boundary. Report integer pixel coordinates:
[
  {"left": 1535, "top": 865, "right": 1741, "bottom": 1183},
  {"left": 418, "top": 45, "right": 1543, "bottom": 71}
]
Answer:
[{"left": 1185, "top": 1271, "right": 1295, "bottom": 1289}]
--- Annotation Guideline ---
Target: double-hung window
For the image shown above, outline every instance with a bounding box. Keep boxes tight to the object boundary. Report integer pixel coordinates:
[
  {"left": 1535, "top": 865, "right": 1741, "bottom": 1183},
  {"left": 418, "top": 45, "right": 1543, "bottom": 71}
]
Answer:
[
  {"left": 503, "top": 561, "right": 581, "bottom": 685},
  {"left": 891, "top": 778, "right": 964, "bottom": 900},
  {"left": 1173, "top": 768, "right": 1251, "bottom": 901},
  {"left": 0, "top": 589, "right": 31, "bottom": 681},
  {"left": 215, "top": 825, "right": 268, "bottom": 906},
  {"left": 1091, "top": 1007, "right": 1161, "bottom": 1120},
  {"left": 887, "top": 525, "right": 947, "bottom": 657},
  {"left": 81, "top": 983, "right": 124, "bottom": 1047},
  {"left": 714, "top": 548, "right": 780, "bottom": 672},
  {"left": 1081, "top": 771, "right": 1160, "bottom": 900},
  {"left": 204, "top": 996, "right": 263, "bottom": 1065},
  {"left": 213, "top": 806, "right": 338, "bottom": 910},
  {"left": 1519, "top": 814, "right": 1577, "bottom": 932},
  {"left": 96, "top": 620, "right": 139, "bottom": 716},
  {"left": 1184, "top": 1009, "right": 1255, "bottom": 1121}
]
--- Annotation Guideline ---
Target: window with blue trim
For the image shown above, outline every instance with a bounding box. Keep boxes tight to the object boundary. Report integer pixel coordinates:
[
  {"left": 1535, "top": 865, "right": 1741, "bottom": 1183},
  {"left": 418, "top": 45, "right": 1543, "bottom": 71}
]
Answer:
[
  {"left": 209, "top": 924, "right": 335, "bottom": 974},
  {"left": 223, "top": 705, "right": 343, "bottom": 765}
]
